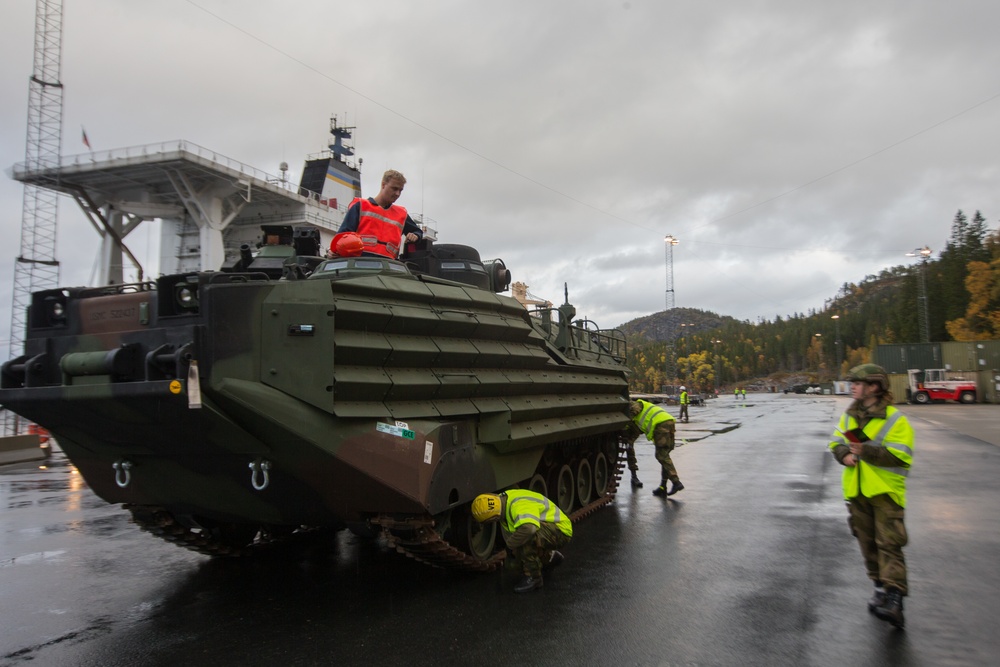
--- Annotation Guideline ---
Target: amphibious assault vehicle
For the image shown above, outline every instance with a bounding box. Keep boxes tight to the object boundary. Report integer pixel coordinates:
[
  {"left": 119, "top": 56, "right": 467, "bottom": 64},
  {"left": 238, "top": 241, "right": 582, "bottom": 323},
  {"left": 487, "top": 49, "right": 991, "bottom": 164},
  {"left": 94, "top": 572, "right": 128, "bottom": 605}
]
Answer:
[{"left": 0, "top": 228, "right": 630, "bottom": 570}]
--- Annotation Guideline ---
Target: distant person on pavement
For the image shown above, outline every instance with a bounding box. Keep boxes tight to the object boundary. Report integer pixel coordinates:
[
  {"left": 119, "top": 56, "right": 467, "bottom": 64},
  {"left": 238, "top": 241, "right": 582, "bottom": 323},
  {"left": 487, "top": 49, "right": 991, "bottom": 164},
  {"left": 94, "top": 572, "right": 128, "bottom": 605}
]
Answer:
[
  {"left": 679, "top": 386, "right": 690, "bottom": 423},
  {"left": 828, "top": 363, "right": 913, "bottom": 629},
  {"left": 625, "top": 399, "right": 683, "bottom": 497},
  {"left": 335, "top": 169, "right": 423, "bottom": 259},
  {"left": 471, "top": 490, "right": 571, "bottom": 594}
]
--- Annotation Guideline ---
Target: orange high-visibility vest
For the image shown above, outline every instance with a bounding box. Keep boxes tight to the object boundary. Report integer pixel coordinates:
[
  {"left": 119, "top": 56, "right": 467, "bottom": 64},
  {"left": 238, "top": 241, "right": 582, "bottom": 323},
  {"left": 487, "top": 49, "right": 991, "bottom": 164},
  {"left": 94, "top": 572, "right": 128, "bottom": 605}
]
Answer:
[{"left": 352, "top": 197, "right": 408, "bottom": 258}]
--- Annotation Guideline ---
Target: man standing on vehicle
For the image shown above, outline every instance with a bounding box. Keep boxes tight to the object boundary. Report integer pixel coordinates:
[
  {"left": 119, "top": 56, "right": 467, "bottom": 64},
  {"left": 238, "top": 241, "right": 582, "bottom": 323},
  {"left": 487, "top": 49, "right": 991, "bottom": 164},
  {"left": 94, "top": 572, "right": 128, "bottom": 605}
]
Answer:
[
  {"left": 828, "top": 363, "right": 913, "bottom": 628},
  {"left": 335, "top": 169, "right": 423, "bottom": 258},
  {"left": 625, "top": 399, "right": 684, "bottom": 497},
  {"left": 679, "top": 386, "right": 690, "bottom": 423},
  {"left": 472, "top": 490, "right": 572, "bottom": 593}
]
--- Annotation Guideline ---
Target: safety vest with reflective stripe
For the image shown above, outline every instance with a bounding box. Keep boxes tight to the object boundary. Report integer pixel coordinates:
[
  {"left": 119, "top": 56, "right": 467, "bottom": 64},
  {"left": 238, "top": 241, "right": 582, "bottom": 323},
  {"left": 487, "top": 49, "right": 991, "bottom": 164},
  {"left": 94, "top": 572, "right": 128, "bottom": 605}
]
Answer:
[
  {"left": 680, "top": 391, "right": 689, "bottom": 405},
  {"left": 633, "top": 399, "right": 676, "bottom": 441},
  {"left": 352, "top": 197, "right": 408, "bottom": 258},
  {"left": 829, "top": 405, "right": 914, "bottom": 507},
  {"left": 503, "top": 489, "right": 573, "bottom": 538}
]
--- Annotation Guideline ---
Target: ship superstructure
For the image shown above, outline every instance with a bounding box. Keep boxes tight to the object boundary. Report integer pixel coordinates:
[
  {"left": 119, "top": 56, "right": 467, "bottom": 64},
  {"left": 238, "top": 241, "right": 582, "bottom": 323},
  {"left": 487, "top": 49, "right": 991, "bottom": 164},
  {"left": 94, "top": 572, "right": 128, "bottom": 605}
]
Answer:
[{"left": 9, "top": 117, "right": 366, "bottom": 284}]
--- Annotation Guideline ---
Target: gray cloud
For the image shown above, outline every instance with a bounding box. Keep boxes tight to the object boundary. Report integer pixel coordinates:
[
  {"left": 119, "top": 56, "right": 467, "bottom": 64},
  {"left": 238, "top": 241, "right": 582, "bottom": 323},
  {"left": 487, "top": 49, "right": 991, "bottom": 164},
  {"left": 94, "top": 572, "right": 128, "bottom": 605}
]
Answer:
[{"left": 2, "top": 0, "right": 999, "bottom": 348}]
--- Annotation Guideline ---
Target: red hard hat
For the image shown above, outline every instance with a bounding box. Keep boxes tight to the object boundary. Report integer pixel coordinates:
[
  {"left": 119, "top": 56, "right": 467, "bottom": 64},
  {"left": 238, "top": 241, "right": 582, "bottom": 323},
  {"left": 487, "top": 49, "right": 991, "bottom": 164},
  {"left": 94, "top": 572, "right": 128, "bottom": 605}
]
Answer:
[{"left": 330, "top": 232, "right": 364, "bottom": 257}]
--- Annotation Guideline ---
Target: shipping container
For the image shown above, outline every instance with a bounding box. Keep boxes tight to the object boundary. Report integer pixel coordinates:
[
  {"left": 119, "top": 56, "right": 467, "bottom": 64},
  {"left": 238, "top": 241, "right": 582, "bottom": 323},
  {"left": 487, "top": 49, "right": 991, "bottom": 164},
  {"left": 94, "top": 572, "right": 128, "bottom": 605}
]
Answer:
[
  {"left": 942, "top": 341, "right": 981, "bottom": 371},
  {"left": 875, "top": 343, "right": 942, "bottom": 374}
]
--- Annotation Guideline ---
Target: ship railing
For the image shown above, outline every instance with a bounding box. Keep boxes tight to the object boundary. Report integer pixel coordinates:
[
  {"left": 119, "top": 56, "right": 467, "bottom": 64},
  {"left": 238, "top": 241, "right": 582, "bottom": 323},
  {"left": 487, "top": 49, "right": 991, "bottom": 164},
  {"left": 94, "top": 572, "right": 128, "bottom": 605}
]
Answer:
[
  {"left": 528, "top": 308, "right": 627, "bottom": 364},
  {"left": 12, "top": 140, "right": 335, "bottom": 207}
]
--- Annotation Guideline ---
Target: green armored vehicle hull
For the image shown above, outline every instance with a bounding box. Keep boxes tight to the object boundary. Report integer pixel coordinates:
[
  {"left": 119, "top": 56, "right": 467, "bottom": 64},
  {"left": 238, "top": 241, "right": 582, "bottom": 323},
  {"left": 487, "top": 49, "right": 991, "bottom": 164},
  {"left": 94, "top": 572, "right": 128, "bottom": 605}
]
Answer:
[{"left": 1, "top": 236, "right": 630, "bottom": 568}]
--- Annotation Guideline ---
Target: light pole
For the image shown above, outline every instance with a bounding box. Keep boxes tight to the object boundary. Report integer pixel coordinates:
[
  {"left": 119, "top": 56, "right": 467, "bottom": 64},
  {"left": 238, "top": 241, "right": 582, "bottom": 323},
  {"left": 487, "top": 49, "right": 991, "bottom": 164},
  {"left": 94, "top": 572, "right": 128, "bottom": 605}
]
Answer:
[
  {"left": 712, "top": 339, "right": 722, "bottom": 390},
  {"left": 664, "top": 235, "right": 678, "bottom": 311},
  {"left": 813, "top": 333, "right": 823, "bottom": 377},
  {"left": 905, "top": 246, "right": 932, "bottom": 343},
  {"left": 677, "top": 323, "right": 694, "bottom": 385},
  {"left": 831, "top": 314, "right": 842, "bottom": 376},
  {"left": 663, "top": 235, "right": 679, "bottom": 391}
]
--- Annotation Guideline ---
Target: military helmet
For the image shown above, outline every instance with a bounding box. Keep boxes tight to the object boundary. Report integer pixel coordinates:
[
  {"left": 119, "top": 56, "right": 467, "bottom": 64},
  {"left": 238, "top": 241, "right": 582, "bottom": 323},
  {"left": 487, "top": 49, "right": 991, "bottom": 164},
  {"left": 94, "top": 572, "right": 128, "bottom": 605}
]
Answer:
[
  {"left": 847, "top": 363, "right": 889, "bottom": 390},
  {"left": 471, "top": 493, "right": 502, "bottom": 522}
]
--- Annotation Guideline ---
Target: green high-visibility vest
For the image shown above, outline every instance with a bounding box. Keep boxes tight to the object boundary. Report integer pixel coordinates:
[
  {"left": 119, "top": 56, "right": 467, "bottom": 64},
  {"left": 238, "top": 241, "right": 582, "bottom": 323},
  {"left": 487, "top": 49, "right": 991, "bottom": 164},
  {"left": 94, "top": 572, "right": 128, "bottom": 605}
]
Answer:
[
  {"left": 633, "top": 399, "right": 675, "bottom": 441},
  {"left": 828, "top": 405, "right": 914, "bottom": 507},
  {"left": 503, "top": 489, "right": 573, "bottom": 537}
]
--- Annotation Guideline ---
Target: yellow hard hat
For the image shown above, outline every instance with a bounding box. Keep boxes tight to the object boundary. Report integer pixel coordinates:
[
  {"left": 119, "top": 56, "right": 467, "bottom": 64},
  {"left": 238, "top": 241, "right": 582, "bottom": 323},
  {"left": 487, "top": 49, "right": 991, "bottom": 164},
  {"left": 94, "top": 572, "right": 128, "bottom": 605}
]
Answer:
[{"left": 471, "top": 494, "right": 502, "bottom": 522}]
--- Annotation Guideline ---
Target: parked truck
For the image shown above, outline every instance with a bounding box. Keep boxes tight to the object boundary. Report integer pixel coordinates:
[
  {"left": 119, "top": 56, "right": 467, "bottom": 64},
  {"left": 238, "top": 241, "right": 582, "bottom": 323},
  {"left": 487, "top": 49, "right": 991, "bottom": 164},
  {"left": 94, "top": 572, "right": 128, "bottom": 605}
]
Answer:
[{"left": 906, "top": 369, "right": 977, "bottom": 404}]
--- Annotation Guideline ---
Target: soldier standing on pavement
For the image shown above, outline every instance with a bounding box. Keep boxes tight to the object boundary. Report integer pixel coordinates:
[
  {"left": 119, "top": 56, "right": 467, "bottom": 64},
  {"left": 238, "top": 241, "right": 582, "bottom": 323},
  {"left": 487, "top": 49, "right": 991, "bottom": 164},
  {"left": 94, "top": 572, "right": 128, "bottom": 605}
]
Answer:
[
  {"left": 678, "top": 386, "right": 690, "bottom": 423},
  {"left": 828, "top": 364, "right": 913, "bottom": 628},
  {"left": 472, "top": 490, "right": 572, "bottom": 594},
  {"left": 625, "top": 399, "right": 684, "bottom": 497}
]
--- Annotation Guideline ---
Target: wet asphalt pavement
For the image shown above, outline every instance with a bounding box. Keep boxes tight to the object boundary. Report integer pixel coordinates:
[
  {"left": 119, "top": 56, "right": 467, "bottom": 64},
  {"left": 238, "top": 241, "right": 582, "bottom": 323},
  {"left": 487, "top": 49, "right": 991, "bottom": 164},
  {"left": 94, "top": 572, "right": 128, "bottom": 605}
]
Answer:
[{"left": 2, "top": 393, "right": 999, "bottom": 666}]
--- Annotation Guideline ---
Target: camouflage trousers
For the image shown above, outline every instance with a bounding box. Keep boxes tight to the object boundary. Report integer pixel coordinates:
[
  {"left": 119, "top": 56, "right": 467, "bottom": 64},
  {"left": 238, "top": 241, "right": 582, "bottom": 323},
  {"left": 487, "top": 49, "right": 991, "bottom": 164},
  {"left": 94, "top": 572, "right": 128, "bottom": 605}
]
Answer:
[
  {"left": 847, "top": 493, "right": 908, "bottom": 595},
  {"left": 625, "top": 442, "right": 638, "bottom": 472},
  {"left": 514, "top": 522, "right": 571, "bottom": 578},
  {"left": 652, "top": 422, "right": 680, "bottom": 484}
]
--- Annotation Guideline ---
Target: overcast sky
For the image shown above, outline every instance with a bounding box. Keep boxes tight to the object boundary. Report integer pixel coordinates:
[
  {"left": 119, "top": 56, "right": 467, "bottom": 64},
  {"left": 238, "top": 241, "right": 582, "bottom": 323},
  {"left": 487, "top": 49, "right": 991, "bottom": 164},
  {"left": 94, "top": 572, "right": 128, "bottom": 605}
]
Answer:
[{"left": 2, "top": 0, "right": 999, "bottom": 348}]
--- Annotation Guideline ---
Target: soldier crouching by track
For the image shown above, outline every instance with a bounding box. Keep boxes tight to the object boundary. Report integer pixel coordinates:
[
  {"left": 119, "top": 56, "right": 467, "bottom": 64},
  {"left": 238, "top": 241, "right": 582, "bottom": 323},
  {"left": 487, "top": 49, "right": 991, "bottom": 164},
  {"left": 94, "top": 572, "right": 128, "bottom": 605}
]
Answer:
[
  {"left": 625, "top": 399, "right": 684, "bottom": 497},
  {"left": 472, "top": 490, "right": 572, "bottom": 593}
]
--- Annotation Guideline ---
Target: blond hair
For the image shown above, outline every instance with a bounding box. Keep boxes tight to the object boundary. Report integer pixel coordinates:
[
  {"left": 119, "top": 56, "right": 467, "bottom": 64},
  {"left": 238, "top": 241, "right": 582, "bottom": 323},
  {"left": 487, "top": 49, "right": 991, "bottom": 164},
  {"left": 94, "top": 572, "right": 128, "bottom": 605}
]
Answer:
[{"left": 382, "top": 169, "right": 406, "bottom": 186}]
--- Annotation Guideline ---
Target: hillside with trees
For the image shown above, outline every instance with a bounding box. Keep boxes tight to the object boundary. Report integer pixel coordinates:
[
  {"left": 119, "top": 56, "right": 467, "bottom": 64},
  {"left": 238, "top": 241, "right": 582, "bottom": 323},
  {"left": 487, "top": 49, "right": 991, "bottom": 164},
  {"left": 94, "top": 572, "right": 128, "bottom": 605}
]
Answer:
[{"left": 622, "top": 210, "right": 1000, "bottom": 393}]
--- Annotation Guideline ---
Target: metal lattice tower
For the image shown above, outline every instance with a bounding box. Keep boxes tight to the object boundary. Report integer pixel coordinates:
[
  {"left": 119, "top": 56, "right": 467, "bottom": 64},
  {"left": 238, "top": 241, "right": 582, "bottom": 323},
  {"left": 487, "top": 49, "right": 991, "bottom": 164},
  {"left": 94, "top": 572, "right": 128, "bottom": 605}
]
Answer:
[
  {"left": 663, "top": 235, "right": 678, "bottom": 389},
  {"left": 5, "top": 0, "right": 64, "bottom": 434},
  {"left": 906, "top": 246, "right": 932, "bottom": 344}
]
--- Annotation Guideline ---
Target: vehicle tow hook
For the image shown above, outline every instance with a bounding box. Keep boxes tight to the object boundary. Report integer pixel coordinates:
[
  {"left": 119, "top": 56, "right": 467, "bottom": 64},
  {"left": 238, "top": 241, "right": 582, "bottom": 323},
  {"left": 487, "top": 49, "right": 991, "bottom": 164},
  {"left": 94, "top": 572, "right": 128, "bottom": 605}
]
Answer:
[
  {"left": 249, "top": 459, "right": 271, "bottom": 491},
  {"left": 113, "top": 459, "right": 133, "bottom": 488}
]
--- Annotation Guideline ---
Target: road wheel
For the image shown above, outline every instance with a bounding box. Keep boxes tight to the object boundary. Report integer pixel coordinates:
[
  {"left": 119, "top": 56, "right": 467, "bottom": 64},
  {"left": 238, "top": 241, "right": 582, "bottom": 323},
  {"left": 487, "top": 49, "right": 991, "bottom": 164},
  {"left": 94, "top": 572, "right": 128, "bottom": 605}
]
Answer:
[
  {"left": 592, "top": 452, "right": 609, "bottom": 497},
  {"left": 913, "top": 392, "right": 930, "bottom": 404},
  {"left": 960, "top": 391, "right": 976, "bottom": 404},
  {"left": 576, "top": 458, "right": 593, "bottom": 507},
  {"left": 550, "top": 464, "right": 575, "bottom": 513},
  {"left": 451, "top": 505, "right": 497, "bottom": 561},
  {"left": 527, "top": 473, "right": 547, "bottom": 497}
]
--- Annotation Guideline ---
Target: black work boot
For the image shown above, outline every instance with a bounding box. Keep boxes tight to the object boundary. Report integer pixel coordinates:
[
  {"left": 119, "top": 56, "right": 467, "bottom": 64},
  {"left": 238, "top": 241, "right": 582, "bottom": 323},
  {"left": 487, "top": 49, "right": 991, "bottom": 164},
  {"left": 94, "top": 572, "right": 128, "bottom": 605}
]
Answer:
[
  {"left": 543, "top": 550, "right": 564, "bottom": 570},
  {"left": 867, "top": 584, "right": 886, "bottom": 613},
  {"left": 874, "top": 588, "right": 905, "bottom": 628},
  {"left": 630, "top": 472, "right": 643, "bottom": 488},
  {"left": 666, "top": 480, "right": 685, "bottom": 496},
  {"left": 652, "top": 484, "right": 667, "bottom": 497},
  {"left": 514, "top": 575, "right": 543, "bottom": 594}
]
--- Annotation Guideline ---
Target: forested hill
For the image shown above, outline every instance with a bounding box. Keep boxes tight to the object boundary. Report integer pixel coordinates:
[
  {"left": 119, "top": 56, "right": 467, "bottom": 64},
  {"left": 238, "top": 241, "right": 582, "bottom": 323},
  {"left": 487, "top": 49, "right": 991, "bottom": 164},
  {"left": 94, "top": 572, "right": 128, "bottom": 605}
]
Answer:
[{"left": 621, "top": 210, "right": 1000, "bottom": 393}]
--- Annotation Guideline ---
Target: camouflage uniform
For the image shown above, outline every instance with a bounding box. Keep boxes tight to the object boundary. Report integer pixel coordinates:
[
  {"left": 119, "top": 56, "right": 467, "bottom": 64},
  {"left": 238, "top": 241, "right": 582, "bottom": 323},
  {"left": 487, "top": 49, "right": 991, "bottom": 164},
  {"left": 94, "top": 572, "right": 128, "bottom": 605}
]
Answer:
[
  {"left": 829, "top": 395, "right": 913, "bottom": 596},
  {"left": 510, "top": 522, "right": 572, "bottom": 577},
  {"left": 499, "top": 490, "right": 573, "bottom": 579},
  {"left": 625, "top": 442, "right": 639, "bottom": 475},
  {"left": 626, "top": 401, "right": 680, "bottom": 487}
]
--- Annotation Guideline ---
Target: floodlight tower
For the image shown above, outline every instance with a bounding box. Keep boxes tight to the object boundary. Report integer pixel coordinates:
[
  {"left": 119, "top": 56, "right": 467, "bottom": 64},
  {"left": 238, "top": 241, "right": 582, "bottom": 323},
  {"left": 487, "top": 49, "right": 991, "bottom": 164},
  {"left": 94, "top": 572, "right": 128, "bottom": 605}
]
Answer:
[
  {"left": 663, "top": 235, "right": 679, "bottom": 390},
  {"left": 905, "top": 246, "right": 932, "bottom": 343},
  {"left": 5, "top": 0, "right": 64, "bottom": 435}
]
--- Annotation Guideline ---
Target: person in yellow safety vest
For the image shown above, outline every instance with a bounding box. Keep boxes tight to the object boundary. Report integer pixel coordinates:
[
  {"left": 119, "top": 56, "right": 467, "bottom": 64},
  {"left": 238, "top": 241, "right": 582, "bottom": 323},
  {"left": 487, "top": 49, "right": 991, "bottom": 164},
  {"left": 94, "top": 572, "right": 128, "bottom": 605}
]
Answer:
[
  {"left": 472, "top": 489, "right": 572, "bottom": 593},
  {"left": 679, "top": 386, "right": 690, "bottom": 423},
  {"left": 734, "top": 387, "right": 739, "bottom": 399},
  {"left": 828, "top": 363, "right": 914, "bottom": 629},
  {"left": 334, "top": 169, "right": 423, "bottom": 259},
  {"left": 625, "top": 399, "right": 684, "bottom": 497}
]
